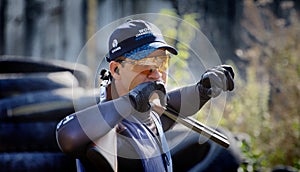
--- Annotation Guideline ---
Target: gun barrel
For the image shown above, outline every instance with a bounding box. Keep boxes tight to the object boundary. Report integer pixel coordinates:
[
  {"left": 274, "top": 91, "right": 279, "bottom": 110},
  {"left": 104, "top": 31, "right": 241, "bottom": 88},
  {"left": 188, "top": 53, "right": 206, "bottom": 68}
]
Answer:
[{"left": 162, "top": 107, "right": 230, "bottom": 148}]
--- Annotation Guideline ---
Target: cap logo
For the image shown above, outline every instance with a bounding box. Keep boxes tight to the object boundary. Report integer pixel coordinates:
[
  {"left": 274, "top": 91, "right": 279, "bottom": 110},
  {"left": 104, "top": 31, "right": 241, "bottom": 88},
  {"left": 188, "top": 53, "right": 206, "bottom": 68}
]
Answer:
[
  {"left": 112, "top": 39, "right": 118, "bottom": 48},
  {"left": 136, "top": 27, "right": 152, "bottom": 38},
  {"left": 111, "top": 39, "right": 122, "bottom": 54}
]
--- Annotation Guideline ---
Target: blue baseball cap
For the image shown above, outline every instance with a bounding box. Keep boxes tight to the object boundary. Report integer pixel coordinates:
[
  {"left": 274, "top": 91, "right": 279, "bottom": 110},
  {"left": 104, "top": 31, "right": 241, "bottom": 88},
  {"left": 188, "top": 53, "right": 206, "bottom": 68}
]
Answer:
[{"left": 106, "top": 19, "right": 178, "bottom": 62}]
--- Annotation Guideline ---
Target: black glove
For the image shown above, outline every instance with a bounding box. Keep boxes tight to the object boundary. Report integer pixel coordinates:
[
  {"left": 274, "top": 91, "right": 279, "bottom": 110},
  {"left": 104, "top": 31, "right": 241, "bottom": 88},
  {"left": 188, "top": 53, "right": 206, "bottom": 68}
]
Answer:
[
  {"left": 128, "top": 81, "right": 167, "bottom": 112},
  {"left": 198, "top": 65, "right": 235, "bottom": 98}
]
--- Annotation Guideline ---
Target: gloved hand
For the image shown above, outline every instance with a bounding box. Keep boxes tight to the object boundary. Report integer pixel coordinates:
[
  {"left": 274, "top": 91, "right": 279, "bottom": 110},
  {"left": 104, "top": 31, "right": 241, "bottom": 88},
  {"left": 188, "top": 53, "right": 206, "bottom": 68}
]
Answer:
[
  {"left": 128, "top": 81, "right": 167, "bottom": 112},
  {"left": 198, "top": 65, "right": 235, "bottom": 98}
]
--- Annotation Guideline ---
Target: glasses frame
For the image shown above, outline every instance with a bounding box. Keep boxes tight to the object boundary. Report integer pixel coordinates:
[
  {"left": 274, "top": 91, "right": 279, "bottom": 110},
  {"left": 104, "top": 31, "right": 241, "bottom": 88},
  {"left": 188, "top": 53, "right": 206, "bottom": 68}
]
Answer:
[{"left": 116, "top": 54, "right": 171, "bottom": 74}]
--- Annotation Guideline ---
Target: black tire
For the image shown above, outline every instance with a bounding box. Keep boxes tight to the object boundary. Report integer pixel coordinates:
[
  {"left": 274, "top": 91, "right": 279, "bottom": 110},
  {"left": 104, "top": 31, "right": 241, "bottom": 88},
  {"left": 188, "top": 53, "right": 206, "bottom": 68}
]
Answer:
[
  {"left": 168, "top": 127, "right": 242, "bottom": 172},
  {"left": 0, "top": 87, "right": 99, "bottom": 122},
  {"left": 0, "top": 57, "right": 93, "bottom": 171},
  {"left": 0, "top": 88, "right": 77, "bottom": 122},
  {"left": 0, "top": 71, "right": 79, "bottom": 98},
  {"left": 0, "top": 56, "right": 91, "bottom": 88},
  {"left": 0, "top": 122, "right": 60, "bottom": 152},
  {"left": 0, "top": 152, "right": 76, "bottom": 172}
]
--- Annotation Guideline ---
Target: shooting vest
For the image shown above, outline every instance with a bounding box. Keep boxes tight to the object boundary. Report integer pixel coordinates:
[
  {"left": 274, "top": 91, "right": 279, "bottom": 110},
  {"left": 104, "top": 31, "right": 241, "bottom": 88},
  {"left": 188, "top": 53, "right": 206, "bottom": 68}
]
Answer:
[
  {"left": 93, "top": 112, "right": 172, "bottom": 172},
  {"left": 95, "top": 76, "right": 172, "bottom": 171}
]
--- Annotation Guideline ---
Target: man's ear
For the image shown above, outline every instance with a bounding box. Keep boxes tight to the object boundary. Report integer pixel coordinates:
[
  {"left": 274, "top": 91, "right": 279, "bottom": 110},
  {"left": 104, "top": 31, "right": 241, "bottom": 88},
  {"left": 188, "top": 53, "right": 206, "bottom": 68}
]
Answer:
[
  {"left": 114, "top": 67, "right": 119, "bottom": 74},
  {"left": 110, "top": 61, "right": 121, "bottom": 80}
]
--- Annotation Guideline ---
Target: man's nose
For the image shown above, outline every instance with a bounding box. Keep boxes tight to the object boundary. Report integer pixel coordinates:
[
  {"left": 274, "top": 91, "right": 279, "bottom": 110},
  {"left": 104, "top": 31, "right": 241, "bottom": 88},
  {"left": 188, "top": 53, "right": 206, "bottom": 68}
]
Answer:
[{"left": 148, "top": 68, "right": 162, "bottom": 79}]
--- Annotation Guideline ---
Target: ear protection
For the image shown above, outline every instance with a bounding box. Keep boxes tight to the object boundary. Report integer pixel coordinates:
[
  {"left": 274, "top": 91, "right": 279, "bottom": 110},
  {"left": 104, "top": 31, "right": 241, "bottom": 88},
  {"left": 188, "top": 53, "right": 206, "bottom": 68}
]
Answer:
[{"left": 114, "top": 67, "right": 119, "bottom": 74}]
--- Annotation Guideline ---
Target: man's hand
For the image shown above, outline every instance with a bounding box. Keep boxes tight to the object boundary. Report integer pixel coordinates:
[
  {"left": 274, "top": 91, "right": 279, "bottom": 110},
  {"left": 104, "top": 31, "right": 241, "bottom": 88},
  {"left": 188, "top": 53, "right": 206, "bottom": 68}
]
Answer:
[
  {"left": 128, "top": 81, "right": 167, "bottom": 112},
  {"left": 198, "top": 65, "right": 235, "bottom": 98}
]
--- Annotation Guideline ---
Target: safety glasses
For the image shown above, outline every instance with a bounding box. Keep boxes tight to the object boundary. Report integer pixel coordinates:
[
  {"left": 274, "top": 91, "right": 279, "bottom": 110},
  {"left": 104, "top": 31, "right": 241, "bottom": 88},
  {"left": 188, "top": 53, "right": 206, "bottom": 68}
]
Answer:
[{"left": 118, "top": 55, "right": 170, "bottom": 75}]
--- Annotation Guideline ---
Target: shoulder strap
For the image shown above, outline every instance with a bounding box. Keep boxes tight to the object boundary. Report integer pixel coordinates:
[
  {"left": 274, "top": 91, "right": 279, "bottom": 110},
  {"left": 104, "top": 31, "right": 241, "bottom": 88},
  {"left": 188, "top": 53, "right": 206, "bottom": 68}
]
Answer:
[{"left": 151, "top": 113, "right": 173, "bottom": 172}]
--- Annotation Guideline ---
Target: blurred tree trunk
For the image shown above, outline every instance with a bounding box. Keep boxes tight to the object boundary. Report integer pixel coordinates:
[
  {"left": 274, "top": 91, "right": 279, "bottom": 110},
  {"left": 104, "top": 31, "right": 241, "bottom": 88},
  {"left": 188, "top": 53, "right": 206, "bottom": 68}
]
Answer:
[
  {"left": 1, "top": 0, "right": 299, "bottom": 69},
  {"left": 41, "top": 0, "right": 62, "bottom": 60},
  {"left": 2, "top": 0, "right": 85, "bottom": 62},
  {"left": 0, "top": 0, "right": 5, "bottom": 54},
  {"left": 86, "top": 0, "right": 97, "bottom": 71},
  {"left": 172, "top": 0, "right": 245, "bottom": 66},
  {"left": 5, "top": 0, "right": 26, "bottom": 55},
  {"left": 170, "top": 0, "right": 300, "bottom": 73},
  {"left": 63, "top": 0, "right": 85, "bottom": 62}
]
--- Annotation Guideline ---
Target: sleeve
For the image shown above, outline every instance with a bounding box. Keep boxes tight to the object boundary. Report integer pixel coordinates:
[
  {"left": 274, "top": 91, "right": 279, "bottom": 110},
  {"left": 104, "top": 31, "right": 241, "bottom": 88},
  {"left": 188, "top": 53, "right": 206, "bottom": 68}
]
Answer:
[
  {"left": 161, "top": 83, "right": 210, "bottom": 131},
  {"left": 56, "top": 96, "right": 132, "bottom": 157}
]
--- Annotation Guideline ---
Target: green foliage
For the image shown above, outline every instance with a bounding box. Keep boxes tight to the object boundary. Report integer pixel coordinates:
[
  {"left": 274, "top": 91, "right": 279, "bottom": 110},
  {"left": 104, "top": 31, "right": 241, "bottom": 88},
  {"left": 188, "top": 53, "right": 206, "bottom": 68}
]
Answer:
[
  {"left": 160, "top": 1, "right": 300, "bottom": 170},
  {"left": 238, "top": 138, "right": 264, "bottom": 172},
  {"left": 157, "top": 9, "right": 200, "bottom": 87},
  {"left": 224, "top": 62, "right": 271, "bottom": 171},
  {"left": 223, "top": 1, "right": 300, "bottom": 170},
  {"left": 255, "top": 6, "right": 297, "bottom": 172},
  {"left": 196, "top": 60, "right": 272, "bottom": 171}
]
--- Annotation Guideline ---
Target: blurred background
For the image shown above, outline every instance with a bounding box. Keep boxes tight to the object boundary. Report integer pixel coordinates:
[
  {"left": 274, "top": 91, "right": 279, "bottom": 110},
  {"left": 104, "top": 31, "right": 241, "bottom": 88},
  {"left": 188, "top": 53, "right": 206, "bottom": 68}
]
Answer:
[{"left": 0, "top": 0, "right": 299, "bottom": 171}]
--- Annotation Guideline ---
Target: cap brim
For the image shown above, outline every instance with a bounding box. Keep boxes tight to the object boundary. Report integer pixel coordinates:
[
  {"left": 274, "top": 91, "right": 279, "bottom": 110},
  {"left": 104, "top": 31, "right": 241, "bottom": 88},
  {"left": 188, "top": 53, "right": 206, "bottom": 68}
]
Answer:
[
  {"left": 123, "top": 42, "right": 178, "bottom": 61},
  {"left": 149, "top": 42, "right": 178, "bottom": 55}
]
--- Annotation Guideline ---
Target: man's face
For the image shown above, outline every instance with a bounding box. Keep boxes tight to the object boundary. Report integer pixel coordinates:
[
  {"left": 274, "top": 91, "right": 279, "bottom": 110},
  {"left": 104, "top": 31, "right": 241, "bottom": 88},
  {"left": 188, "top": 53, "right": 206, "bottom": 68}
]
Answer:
[{"left": 111, "top": 49, "right": 169, "bottom": 96}]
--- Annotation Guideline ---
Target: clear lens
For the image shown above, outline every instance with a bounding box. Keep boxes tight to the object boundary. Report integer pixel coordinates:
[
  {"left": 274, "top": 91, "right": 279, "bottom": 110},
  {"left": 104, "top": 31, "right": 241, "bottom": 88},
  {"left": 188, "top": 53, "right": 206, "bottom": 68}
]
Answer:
[{"left": 122, "top": 55, "right": 170, "bottom": 74}]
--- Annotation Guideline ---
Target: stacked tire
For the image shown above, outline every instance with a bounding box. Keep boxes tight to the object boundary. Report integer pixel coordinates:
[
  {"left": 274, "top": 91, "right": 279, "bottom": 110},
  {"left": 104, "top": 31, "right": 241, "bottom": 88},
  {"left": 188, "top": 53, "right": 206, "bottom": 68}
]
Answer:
[{"left": 0, "top": 57, "right": 95, "bottom": 171}]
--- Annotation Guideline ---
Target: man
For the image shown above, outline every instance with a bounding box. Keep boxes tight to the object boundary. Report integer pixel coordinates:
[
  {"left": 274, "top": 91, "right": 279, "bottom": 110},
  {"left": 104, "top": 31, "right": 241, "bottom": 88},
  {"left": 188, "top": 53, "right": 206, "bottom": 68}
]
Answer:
[{"left": 56, "top": 19, "right": 239, "bottom": 171}]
